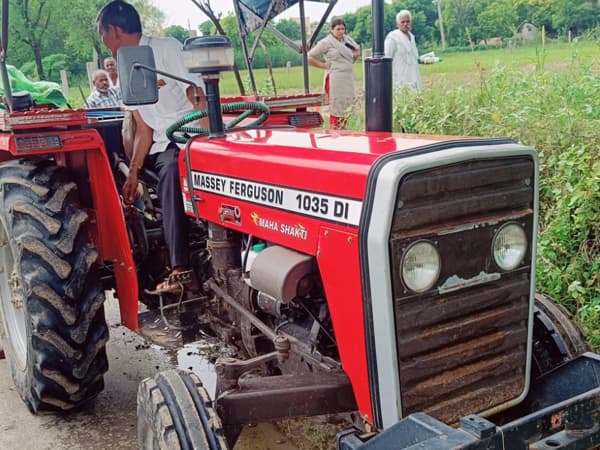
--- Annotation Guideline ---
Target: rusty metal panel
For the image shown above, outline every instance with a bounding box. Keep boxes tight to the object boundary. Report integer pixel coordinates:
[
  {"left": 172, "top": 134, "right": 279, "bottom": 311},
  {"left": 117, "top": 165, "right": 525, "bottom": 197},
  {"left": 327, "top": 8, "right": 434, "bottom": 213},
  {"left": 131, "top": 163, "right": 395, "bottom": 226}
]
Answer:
[
  {"left": 390, "top": 157, "right": 534, "bottom": 425},
  {"left": 393, "top": 158, "right": 534, "bottom": 232},
  {"left": 395, "top": 277, "right": 529, "bottom": 424}
]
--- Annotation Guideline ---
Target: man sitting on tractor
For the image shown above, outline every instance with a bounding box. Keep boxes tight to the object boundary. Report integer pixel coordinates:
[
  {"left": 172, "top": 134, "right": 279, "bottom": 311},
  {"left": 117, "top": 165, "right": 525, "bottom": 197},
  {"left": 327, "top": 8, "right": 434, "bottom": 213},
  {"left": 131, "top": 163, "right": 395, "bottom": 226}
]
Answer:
[{"left": 96, "top": 0, "right": 207, "bottom": 293}]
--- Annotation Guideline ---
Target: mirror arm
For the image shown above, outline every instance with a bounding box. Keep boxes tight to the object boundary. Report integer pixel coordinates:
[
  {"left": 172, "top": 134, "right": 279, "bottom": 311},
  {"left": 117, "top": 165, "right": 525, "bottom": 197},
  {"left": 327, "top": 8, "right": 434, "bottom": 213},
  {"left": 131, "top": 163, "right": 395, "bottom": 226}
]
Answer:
[
  {"left": 133, "top": 62, "right": 225, "bottom": 138},
  {"left": 133, "top": 63, "right": 200, "bottom": 91}
]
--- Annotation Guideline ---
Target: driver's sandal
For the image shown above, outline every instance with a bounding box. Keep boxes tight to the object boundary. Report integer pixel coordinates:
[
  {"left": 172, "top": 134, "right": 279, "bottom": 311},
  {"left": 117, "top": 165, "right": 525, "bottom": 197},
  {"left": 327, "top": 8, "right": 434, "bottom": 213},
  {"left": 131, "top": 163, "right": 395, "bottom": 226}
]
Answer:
[{"left": 145, "top": 269, "right": 198, "bottom": 295}]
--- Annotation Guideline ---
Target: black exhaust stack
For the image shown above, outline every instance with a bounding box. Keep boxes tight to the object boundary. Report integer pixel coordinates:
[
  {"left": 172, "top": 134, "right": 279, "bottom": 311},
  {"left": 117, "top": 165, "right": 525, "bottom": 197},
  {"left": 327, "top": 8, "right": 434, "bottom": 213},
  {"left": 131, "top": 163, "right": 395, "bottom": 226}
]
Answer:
[{"left": 364, "top": 0, "right": 392, "bottom": 132}]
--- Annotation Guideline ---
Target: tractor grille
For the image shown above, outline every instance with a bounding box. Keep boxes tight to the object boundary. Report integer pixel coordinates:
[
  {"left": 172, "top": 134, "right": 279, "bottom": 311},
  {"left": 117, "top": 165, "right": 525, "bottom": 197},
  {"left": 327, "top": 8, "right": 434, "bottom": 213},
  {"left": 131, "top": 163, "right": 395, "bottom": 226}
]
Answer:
[{"left": 389, "top": 157, "right": 534, "bottom": 425}]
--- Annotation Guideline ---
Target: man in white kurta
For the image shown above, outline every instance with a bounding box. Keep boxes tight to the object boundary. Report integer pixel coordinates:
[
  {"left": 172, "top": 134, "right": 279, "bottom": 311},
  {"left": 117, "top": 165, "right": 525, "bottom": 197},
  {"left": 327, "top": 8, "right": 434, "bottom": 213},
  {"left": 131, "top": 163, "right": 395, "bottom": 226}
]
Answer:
[{"left": 385, "top": 10, "right": 423, "bottom": 93}]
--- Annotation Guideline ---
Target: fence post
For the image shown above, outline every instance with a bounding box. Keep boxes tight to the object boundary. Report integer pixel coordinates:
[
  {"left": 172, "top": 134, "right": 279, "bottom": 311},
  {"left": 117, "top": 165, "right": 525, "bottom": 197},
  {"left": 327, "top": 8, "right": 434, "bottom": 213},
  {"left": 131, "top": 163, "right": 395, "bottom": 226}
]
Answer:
[
  {"left": 60, "top": 70, "right": 69, "bottom": 98},
  {"left": 86, "top": 61, "right": 97, "bottom": 90}
]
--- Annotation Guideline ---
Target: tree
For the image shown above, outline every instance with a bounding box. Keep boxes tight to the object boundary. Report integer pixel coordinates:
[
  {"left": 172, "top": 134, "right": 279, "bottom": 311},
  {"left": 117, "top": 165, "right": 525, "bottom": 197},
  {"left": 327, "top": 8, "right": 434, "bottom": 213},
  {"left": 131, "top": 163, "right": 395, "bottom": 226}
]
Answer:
[
  {"left": 476, "top": 0, "right": 519, "bottom": 39},
  {"left": 512, "top": 0, "right": 555, "bottom": 33},
  {"left": 442, "top": 0, "right": 489, "bottom": 45},
  {"left": 553, "top": 0, "right": 600, "bottom": 36},
  {"left": 164, "top": 25, "right": 190, "bottom": 43},
  {"left": 392, "top": 0, "right": 438, "bottom": 46},
  {"left": 351, "top": 5, "right": 375, "bottom": 48},
  {"left": 132, "top": 0, "right": 165, "bottom": 36},
  {"left": 274, "top": 18, "right": 301, "bottom": 41},
  {"left": 199, "top": 19, "right": 213, "bottom": 36},
  {"left": 10, "top": 0, "right": 53, "bottom": 79},
  {"left": 55, "top": 0, "right": 107, "bottom": 73}
]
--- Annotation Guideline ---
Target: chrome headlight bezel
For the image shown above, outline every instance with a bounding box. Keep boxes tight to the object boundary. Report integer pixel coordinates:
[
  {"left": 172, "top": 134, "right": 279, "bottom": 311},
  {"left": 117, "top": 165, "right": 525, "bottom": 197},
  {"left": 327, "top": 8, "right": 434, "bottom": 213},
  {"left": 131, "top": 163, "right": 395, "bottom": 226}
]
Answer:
[
  {"left": 492, "top": 222, "right": 528, "bottom": 271},
  {"left": 400, "top": 240, "right": 441, "bottom": 293}
]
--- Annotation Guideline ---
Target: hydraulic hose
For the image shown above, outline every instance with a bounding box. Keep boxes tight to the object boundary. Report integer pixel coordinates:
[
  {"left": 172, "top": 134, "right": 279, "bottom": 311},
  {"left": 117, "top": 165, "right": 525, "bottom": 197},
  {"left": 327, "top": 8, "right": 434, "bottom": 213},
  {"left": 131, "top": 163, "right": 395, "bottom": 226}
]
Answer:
[{"left": 166, "top": 101, "right": 270, "bottom": 144}]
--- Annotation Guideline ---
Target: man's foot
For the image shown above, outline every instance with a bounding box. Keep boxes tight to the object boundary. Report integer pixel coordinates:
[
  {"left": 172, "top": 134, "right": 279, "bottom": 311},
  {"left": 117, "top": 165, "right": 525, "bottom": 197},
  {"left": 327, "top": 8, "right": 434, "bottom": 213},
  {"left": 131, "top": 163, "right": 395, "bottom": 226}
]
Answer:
[{"left": 146, "top": 268, "right": 197, "bottom": 295}]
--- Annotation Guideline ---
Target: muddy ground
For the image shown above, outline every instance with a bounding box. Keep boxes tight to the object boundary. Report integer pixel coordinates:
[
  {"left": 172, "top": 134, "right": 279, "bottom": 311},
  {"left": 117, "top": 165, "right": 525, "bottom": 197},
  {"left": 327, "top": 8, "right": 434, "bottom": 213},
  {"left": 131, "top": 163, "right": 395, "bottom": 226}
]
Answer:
[{"left": 0, "top": 293, "right": 340, "bottom": 450}]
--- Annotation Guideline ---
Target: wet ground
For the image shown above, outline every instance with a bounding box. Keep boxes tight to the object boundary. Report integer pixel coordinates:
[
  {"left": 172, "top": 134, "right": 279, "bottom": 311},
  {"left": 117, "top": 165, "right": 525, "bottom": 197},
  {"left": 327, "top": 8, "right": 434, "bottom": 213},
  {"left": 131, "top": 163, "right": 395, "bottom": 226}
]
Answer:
[{"left": 0, "top": 293, "right": 338, "bottom": 449}]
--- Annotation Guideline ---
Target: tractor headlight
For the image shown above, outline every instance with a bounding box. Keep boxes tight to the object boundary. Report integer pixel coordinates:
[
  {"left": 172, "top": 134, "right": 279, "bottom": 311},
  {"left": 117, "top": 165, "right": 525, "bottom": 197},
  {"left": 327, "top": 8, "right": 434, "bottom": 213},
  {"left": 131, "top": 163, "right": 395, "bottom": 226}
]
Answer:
[
  {"left": 493, "top": 222, "right": 527, "bottom": 271},
  {"left": 401, "top": 240, "right": 441, "bottom": 293}
]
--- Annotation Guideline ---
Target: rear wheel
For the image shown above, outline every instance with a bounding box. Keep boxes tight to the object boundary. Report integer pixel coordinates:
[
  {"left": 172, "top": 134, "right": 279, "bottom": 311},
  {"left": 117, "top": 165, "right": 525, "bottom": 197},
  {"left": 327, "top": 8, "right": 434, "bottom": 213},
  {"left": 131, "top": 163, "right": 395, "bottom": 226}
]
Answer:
[
  {"left": 137, "top": 369, "right": 228, "bottom": 450},
  {"left": 532, "top": 292, "right": 589, "bottom": 378},
  {"left": 0, "top": 160, "right": 108, "bottom": 412}
]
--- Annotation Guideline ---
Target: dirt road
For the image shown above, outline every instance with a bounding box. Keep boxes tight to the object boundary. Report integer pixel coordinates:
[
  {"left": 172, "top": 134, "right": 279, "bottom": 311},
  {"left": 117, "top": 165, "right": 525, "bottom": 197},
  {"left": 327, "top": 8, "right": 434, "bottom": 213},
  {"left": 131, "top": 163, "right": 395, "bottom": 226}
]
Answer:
[{"left": 0, "top": 294, "right": 303, "bottom": 450}]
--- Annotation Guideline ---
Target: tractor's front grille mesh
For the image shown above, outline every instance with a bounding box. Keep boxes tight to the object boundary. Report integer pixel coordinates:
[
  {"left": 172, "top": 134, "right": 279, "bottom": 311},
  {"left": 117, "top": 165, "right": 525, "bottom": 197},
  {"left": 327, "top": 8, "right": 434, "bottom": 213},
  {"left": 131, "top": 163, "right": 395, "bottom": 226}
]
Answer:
[{"left": 390, "top": 157, "right": 534, "bottom": 424}]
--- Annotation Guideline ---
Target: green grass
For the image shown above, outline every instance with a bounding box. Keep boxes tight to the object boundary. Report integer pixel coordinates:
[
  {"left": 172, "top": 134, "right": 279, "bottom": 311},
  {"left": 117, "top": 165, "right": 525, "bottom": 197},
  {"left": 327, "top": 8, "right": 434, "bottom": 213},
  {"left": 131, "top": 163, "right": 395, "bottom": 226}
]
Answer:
[
  {"left": 218, "top": 41, "right": 600, "bottom": 96},
  {"left": 375, "top": 39, "right": 600, "bottom": 349},
  {"left": 219, "top": 40, "right": 600, "bottom": 348}
]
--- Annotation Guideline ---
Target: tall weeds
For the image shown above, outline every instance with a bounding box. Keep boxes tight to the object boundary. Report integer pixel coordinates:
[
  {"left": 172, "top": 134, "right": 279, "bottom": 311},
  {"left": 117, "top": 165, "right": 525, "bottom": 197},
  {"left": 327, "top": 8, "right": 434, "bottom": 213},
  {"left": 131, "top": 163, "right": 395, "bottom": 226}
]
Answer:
[{"left": 361, "top": 55, "right": 600, "bottom": 347}]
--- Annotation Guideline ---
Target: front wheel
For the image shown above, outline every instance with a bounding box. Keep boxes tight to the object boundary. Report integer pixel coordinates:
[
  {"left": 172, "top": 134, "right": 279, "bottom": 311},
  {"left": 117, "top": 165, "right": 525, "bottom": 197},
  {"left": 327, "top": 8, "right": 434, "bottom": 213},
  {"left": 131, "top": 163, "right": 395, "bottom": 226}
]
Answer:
[
  {"left": 531, "top": 292, "right": 590, "bottom": 378},
  {"left": 0, "top": 160, "right": 109, "bottom": 412},
  {"left": 137, "top": 369, "right": 228, "bottom": 450}
]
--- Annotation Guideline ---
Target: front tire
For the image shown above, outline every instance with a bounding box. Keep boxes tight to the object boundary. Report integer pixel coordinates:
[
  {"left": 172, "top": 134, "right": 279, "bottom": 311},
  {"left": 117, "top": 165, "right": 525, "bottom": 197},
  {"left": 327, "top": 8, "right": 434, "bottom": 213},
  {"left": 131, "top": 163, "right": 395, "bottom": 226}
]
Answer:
[
  {"left": 137, "top": 369, "right": 228, "bottom": 450},
  {"left": 532, "top": 292, "right": 590, "bottom": 378},
  {"left": 0, "top": 160, "right": 109, "bottom": 412}
]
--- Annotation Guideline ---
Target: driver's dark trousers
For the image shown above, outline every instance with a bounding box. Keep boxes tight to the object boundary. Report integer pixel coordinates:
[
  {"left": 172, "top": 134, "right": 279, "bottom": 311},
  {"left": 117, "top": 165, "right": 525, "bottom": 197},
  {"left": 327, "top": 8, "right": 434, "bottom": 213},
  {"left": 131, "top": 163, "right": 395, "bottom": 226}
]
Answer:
[{"left": 147, "top": 143, "right": 189, "bottom": 269}]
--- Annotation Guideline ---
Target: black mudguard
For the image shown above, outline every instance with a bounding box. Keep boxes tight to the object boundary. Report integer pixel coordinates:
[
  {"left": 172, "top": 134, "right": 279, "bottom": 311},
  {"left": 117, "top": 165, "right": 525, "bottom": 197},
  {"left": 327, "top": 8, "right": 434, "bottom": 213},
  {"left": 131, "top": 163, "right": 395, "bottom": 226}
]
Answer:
[{"left": 338, "top": 353, "right": 600, "bottom": 450}]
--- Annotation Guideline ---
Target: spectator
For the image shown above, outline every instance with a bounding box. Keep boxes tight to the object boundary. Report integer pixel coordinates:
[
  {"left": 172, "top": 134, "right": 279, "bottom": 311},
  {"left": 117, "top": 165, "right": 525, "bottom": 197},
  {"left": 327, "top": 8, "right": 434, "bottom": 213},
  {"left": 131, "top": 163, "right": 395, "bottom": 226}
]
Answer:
[
  {"left": 308, "top": 18, "right": 359, "bottom": 129},
  {"left": 385, "top": 10, "right": 423, "bottom": 93},
  {"left": 86, "top": 69, "right": 122, "bottom": 108},
  {"left": 97, "top": 0, "right": 207, "bottom": 293},
  {"left": 103, "top": 56, "right": 119, "bottom": 89}
]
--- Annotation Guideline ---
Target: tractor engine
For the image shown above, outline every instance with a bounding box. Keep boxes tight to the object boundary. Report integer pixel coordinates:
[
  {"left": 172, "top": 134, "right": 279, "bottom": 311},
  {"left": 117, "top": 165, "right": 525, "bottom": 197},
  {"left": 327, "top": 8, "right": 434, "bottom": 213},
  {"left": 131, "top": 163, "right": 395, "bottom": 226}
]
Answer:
[{"left": 205, "top": 222, "right": 337, "bottom": 372}]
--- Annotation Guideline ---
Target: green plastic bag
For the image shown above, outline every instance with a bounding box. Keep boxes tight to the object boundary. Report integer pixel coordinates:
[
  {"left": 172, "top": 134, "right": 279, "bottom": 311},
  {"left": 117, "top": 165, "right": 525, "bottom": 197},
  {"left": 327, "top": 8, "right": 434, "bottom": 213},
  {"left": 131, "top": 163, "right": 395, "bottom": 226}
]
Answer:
[{"left": 0, "top": 65, "right": 67, "bottom": 108}]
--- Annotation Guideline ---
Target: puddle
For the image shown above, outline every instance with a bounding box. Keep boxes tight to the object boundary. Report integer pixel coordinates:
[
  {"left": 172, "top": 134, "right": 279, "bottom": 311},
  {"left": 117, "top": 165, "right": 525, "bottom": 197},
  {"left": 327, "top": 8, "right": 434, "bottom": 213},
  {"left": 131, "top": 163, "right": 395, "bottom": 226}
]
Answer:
[
  {"left": 175, "top": 338, "right": 238, "bottom": 398},
  {"left": 176, "top": 342, "right": 218, "bottom": 397}
]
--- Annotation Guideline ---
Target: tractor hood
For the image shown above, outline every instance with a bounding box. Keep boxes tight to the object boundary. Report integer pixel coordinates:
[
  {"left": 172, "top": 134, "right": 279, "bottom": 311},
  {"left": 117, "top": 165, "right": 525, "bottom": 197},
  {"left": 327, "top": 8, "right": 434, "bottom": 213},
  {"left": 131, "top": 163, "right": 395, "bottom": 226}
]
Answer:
[
  {"left": 185, "top": 128, "right": 454, "bottom": 201},
  {"left": 181, "top": 129, "right": 482, "bottom": 254}
]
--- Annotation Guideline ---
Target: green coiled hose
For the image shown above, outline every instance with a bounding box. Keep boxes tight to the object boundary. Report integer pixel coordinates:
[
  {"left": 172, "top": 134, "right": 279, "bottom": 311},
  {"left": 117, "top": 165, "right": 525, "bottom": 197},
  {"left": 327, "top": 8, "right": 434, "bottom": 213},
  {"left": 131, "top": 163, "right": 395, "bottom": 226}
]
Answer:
[{"left": 166, "top": 101, "right": 270, "bottom": 144}]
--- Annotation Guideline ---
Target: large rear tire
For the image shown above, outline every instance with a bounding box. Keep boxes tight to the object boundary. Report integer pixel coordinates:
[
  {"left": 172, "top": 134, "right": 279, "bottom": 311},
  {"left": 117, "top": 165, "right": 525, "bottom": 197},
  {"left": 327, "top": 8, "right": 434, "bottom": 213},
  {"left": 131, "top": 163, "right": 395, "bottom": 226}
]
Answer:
[
  {"left": 137, "top": 369, "right": 228, "bottom": 450},
  {"left": 0, "top": 160, "right": 109, "bottom": 412},
  {"left": 532, "top": 292, "right": 590, "bottom": 378}
]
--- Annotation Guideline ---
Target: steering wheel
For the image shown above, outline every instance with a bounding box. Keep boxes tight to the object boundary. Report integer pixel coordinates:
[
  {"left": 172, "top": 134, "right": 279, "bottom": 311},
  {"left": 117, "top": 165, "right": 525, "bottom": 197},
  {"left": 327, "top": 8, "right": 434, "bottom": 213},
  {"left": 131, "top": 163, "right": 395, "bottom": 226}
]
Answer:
[{"left": 166, "top": 101, "right": 270, "bottom": 144}]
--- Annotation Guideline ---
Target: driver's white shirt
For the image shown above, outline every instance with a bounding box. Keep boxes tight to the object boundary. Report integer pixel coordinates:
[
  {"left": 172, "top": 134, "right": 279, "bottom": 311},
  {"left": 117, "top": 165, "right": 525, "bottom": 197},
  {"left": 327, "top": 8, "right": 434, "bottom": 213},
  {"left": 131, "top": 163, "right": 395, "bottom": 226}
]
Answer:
[{"left": 135, "top": 35, "right": 204, "bottom": 155}]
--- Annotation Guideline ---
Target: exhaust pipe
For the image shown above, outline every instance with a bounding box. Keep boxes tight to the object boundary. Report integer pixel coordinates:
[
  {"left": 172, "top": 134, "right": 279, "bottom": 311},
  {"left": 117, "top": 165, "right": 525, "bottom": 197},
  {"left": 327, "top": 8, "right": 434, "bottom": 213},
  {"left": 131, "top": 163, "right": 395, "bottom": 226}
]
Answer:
[{"left": 364, "top": 0, "right": 392, "bottom": 132}]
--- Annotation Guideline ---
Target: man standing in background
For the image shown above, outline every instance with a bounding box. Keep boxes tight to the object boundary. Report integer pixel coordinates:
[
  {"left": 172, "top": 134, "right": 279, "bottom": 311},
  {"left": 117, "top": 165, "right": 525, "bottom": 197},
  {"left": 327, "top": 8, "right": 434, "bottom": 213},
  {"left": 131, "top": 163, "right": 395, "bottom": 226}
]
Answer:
[
  {"left": 103, "top": 56, "right": 119, "bottom": 89},
  {"left": 385, "top": 10, "right": 423, "bottom": 93}
]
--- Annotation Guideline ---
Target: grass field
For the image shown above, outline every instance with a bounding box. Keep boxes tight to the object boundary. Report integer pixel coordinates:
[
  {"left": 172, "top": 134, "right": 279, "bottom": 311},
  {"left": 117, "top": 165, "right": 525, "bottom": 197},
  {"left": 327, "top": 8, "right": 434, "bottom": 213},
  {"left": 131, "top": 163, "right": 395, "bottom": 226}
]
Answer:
[
  {"left": 217, "top": 40, "right": 600, "bottom": 96},
  {"left": 220, "top": 39, "right": 600, "bottom": 349}
]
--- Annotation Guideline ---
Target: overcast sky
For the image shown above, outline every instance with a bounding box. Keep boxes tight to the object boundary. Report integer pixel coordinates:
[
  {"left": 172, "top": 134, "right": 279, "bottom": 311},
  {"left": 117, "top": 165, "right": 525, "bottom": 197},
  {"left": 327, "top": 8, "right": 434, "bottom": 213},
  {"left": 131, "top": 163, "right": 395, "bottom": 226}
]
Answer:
[{"left": 154, "top": 0, "right": 374, "bottom": 28}]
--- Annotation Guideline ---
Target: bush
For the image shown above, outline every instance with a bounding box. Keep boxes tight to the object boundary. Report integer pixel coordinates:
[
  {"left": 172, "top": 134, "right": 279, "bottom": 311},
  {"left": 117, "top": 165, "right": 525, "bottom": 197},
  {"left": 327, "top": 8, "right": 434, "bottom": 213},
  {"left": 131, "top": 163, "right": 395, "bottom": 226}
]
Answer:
[
  {"left": 361, "top": 59, "right": 600, "bottom": 348},
  {"left": 19, "top": 54, "right": 69, "bottom": 83}
]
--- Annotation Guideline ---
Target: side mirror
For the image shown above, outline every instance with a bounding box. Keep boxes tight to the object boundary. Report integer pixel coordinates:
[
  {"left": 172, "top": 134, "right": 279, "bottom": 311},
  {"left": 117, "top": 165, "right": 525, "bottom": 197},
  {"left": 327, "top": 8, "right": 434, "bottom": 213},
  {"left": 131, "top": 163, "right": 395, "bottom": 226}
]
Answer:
[{"left": 117, "top": 45, "right": 158, "bottom": 105}]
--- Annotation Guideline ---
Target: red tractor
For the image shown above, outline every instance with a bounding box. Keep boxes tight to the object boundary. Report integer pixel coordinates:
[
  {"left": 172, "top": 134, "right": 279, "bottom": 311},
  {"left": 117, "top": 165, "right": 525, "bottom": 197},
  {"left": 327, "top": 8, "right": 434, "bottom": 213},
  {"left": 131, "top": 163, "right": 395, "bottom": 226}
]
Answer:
[{"left": 0, "top": 1, "right": 599, "bottom": 449}]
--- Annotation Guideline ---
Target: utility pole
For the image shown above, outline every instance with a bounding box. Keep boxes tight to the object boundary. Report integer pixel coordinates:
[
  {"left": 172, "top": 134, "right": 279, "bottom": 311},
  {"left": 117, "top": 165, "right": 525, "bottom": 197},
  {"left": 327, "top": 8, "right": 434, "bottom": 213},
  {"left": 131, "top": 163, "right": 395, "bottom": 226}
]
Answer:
[{"left": 433, "top": 0, "right": 446, "bottom": 49}]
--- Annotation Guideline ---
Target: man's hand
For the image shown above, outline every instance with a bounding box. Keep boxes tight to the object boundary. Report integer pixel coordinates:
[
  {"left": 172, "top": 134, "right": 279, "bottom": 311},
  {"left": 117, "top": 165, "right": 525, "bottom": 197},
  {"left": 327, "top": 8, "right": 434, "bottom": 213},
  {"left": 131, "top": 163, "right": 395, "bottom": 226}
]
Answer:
[{"left": 122, "top": 170, "right": 140, "bottom": 205}]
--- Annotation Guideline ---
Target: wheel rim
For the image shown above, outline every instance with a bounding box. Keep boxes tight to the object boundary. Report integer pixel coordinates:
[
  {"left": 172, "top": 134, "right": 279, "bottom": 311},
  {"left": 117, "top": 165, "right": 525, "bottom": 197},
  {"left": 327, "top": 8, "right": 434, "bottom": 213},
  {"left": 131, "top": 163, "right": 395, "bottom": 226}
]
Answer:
[{"left": 0, "top": 219, "right": 27, "bottom": 371}]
